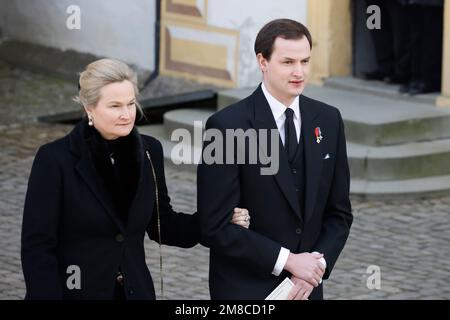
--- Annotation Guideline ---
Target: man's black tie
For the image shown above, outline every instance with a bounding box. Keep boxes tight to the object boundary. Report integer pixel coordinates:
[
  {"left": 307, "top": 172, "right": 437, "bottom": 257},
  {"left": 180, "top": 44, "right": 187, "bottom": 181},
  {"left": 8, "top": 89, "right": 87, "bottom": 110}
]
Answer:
[{"left": 284, "top": 108, "right": 298, "bottom": 164}]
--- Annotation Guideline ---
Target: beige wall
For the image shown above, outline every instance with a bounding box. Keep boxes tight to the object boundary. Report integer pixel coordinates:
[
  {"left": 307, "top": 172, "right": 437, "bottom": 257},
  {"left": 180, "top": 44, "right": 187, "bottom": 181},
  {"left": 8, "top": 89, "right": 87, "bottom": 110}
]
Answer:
[
  {"left": 160, "top": 0, "right": 239, "bottom": 87},
  {"left": 307, "top": 0, "right": 352, "bottom": 84},
  {"left": 161, "top": 0, "right": 450, "bottom": 99},
  {"left": 437, "top": 0, "right": 450, "bottom": 108},
  {"left": 160, "top": 0, "right": 308, "bottom": 88}
]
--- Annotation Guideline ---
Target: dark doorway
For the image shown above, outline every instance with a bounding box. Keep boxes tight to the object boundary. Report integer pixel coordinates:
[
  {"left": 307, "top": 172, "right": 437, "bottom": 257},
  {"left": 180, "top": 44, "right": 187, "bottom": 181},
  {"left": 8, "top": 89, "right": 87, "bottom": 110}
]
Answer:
[{"left": 352, "top": 0, "right": 377, "bottom": 78}]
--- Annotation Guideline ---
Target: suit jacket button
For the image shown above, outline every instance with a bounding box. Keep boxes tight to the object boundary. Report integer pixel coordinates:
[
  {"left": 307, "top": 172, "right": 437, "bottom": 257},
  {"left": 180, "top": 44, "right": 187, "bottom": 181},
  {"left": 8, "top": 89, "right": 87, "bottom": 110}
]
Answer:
[
  {"left": 292, "top": 169, "right": 297, "bottom": 174},
  {"left": 115, "top": 234, "right": 125, "bottom": 242},
  {"left": 296, "top": 228, "right": 302, "bottom": 235},
  {"left": 128, "top": 289, "right": 134, "bottom": 295}
]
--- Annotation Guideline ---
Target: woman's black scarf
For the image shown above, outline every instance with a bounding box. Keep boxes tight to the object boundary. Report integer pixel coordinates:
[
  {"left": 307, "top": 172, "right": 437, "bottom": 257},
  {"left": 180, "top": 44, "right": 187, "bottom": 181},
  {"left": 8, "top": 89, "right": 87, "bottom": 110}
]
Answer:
[{"left": 84, "top": 122, "right": 142, "bottom": 224}]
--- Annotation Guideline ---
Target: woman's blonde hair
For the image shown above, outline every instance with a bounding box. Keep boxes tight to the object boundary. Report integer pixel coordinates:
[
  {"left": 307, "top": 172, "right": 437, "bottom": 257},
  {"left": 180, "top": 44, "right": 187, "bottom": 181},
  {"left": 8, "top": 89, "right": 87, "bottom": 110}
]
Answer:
[{"left": 74, "top": 58, "right": 143, "bottom": 116}]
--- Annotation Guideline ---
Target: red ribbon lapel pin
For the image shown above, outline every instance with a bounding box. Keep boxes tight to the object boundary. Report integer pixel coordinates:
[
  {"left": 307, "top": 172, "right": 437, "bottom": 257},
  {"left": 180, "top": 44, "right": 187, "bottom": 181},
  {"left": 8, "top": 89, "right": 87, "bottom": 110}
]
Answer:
[{"left": 315, "top": 127, "right": 323, "bottom": 144}]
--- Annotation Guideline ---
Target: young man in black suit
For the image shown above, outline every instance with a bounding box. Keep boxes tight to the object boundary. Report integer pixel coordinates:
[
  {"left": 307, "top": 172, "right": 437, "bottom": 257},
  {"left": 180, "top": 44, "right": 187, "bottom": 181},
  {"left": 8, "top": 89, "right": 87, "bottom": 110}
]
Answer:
[{"left": 198, "top": 19, "right": 353, "bottom": 300}]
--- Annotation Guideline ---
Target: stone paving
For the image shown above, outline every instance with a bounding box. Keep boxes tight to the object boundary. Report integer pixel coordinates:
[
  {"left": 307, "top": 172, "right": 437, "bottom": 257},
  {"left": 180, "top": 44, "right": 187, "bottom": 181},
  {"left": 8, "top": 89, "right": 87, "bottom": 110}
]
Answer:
[{"left": 1, "top": 61, "right": 450, "bottom": 300}]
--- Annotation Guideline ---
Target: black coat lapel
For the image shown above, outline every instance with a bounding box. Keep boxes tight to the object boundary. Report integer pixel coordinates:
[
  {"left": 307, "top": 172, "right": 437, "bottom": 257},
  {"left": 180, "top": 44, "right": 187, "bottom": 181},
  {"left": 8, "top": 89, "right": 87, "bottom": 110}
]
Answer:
[
  {"left": 300, "top": 95, "right": 323, "bottom": 224},
  {"left": 69, "top": 121, "right": 145, "bottom": 233},
  {"left": 250, "top": 86, "right": 302, "bottom": 221},
  {"left": 125, "top": 139, "right": 155, "bottom": 232},
  {"left": 75, "top": 149, "right": 126, "bottom": 232}
]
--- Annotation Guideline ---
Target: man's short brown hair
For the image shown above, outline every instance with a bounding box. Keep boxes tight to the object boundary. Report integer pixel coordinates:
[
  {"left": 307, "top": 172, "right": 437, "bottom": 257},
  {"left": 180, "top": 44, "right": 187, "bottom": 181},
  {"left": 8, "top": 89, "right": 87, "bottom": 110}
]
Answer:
[{"left": 254, "top": 18, "right": 312, "bottom": 60}]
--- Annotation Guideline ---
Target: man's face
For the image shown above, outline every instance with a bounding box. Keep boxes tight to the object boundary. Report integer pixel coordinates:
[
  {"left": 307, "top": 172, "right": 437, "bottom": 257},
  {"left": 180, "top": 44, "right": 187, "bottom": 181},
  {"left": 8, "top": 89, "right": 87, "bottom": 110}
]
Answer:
[{"left": 257, "top": 36, "right": 311, "bottom": 106}]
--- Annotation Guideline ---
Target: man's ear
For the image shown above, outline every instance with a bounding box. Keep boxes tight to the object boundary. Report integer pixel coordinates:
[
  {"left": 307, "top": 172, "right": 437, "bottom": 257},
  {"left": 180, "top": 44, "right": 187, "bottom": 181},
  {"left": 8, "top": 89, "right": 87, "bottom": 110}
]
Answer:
[{"left": 256, "top": 53, "right": 268, "bottom": 72}]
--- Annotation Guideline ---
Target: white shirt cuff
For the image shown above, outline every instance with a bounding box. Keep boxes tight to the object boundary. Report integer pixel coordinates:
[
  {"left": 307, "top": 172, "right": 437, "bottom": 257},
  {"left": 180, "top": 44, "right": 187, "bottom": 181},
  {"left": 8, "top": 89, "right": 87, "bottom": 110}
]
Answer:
[
  {"left": 272, "top": 247, "right": 290, "bottom": 276},
  {"left": 319, "top": 257, "right": 327, "bottom": 268},
  {"left": 312, "top": 252, "right": 327, "bottom": 284},
  {"left": 312, "top": 251, "right": 327, "bottom": 269}
]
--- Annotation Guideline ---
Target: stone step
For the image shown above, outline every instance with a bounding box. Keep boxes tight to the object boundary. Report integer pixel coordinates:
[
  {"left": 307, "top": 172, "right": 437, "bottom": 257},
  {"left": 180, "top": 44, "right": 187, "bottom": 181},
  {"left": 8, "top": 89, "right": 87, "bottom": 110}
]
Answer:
[
  {"left": 139, "top": 124, "right": 199, "bottom": 173},
  {"left": 154, "top": 108, "right": 450, "bottom": 181},
  {"left": 351, "top": 175, "right": 450, "bottom": 199},
  {"left": 138, "top": 124, "right": 450, "bottom": 198},
  {"left": 348, "top": 139, "right": 450, "bottom": 180},
  {"left": 218, "top": 85, "right": 450, "bottom": 146},
  {"left": 323, "top": 76, "right": 439, "bottom": 107},
  {"left": 163, "top": 108, "right": 214, "bottom": 144}
]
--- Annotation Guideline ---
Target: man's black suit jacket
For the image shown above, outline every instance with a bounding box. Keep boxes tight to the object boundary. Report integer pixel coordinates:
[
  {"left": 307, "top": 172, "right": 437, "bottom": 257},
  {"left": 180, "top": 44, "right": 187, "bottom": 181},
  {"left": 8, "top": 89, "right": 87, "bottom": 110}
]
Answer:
[{"left": 198, "top": 85, "right": 353, "bottom": 299}]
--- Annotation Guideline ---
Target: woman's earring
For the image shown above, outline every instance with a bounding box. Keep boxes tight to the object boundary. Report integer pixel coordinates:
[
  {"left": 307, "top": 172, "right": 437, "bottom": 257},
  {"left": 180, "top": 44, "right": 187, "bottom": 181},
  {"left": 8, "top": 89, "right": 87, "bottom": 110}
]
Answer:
[{"left": 88, "top": 114, "right": 93, "bottom": 126}]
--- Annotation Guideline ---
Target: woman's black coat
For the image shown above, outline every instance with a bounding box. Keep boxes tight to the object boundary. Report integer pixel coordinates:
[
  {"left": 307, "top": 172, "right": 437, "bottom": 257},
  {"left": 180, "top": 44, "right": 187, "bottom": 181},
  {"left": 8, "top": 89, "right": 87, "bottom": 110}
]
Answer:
[{"left": 21, "top": 121, "right": 200, "bottom": 299}]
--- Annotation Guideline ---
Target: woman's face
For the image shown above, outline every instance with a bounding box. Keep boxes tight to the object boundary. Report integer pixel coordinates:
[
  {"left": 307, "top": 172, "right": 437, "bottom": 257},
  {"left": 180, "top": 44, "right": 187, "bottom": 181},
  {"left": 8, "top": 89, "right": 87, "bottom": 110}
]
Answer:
[{"left": 85, "top": 80, "right": 137, "bottom": 140}]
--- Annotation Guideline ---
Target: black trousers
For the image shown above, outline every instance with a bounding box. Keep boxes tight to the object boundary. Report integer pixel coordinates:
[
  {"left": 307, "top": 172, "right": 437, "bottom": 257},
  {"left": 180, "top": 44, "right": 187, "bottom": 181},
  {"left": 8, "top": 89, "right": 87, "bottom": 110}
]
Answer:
[
  {"left": 409, "top": 5, "right": 443, "bottom": 87},
  {"left": 365, "top": 0, "right": 411, "bottom": 79}
]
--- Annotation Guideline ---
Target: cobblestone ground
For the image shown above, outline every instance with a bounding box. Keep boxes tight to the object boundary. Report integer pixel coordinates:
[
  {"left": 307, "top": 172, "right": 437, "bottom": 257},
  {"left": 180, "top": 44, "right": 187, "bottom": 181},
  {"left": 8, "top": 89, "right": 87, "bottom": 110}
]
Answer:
[{"left": 1, "top": 62, "right": 449, "bottom": 300}]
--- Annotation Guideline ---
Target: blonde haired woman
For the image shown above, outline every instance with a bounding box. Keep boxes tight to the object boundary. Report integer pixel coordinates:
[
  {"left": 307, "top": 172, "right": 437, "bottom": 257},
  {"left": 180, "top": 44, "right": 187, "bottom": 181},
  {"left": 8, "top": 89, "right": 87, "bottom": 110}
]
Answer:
[{"left": 21, "top": 59, "right": 250, "bottom": 300}]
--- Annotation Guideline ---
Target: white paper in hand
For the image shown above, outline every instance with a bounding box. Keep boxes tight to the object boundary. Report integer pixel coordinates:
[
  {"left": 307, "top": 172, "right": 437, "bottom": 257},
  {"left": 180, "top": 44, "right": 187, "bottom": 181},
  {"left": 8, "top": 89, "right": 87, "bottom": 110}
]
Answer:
[{"left": 265, "top": 277, "right": 294, "bottom": 300}]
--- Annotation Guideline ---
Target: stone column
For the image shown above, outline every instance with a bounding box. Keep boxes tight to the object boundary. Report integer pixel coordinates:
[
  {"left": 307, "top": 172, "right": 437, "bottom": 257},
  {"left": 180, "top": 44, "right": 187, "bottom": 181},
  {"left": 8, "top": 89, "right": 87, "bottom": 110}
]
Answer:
[
  {"left": 307, "top": 0, "right": 352, "bottom": 84},
  {"left": 437, "top": 0, "right": 450, "bottom": 108}
]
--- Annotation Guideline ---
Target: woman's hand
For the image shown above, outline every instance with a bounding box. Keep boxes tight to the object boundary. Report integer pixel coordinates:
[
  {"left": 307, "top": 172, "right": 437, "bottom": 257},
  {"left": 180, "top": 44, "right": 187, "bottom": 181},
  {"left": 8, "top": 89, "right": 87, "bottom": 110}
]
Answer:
[{"left": 230, "top": 208, "right": 251, "bottom": 229}]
